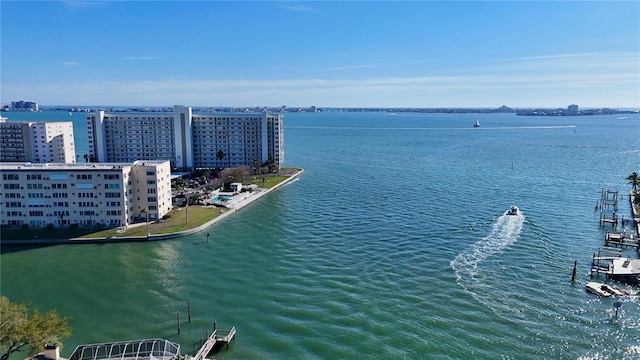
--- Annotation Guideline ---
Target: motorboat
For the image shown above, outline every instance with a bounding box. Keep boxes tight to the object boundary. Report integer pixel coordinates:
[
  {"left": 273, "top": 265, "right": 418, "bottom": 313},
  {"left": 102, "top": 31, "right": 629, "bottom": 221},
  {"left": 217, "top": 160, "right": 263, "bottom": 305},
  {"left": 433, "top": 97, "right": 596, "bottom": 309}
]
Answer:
[
  {"left": 585, "top": 282, "right": 629, "bottom": 297},
  {"left": 506, "top": 206, "right": 518, "bottom": 216},
  {"left": 474, "top": 119, "right": 480, "bottom": 128}
]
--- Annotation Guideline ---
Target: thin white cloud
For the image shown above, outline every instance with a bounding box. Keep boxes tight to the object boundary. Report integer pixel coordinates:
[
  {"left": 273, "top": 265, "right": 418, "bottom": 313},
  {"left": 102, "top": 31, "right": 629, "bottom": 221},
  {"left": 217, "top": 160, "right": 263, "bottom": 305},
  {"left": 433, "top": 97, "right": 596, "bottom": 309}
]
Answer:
[
  {"left": 123, "top": 56, "right": 158, "bottom": 60},
  {"left": 62, "top": 1, "right": 110, "bottom": 10},
  {"left": 328, "top": 63, "right": 378, "bottom": 71},
  {"left": 443, "top": 52, "right": 640, "bottom": 78},
  {"left": 279, "top": 1, "right": 320, "bottom": 12},
  {"left": 59, "top": 61, "right": 79, "bottom": 66},
  {"left": 329, "top": 59, "right": 438, "bottom": 71},
  {"left": 491, "top": 53, "right": 598, "bottom": 63},
  {"left": 29, "top": 71, "right": 636, "bottom": 96},
  {"left": 5, "top": 53, "right": 638, "bottom": 107}
]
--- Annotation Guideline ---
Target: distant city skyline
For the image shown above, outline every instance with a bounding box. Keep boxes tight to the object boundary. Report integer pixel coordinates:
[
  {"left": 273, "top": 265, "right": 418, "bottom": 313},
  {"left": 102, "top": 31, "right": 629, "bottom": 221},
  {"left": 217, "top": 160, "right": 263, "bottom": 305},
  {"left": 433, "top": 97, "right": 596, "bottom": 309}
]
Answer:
[{"left": 1, "top": 1, "right": 638, "bottom": 108}]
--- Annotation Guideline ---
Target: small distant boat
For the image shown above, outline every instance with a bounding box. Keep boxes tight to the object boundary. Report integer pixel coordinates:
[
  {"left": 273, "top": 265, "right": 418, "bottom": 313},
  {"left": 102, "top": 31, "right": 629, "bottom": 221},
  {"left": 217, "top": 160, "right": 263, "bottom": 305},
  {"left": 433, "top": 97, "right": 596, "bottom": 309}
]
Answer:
[
  {"left": 585, "top": 282, "right": 629, "bottom": 297},
  {"left": 473, "top": 119, "right": 480, "bottom": 128},
  {"left": 506, "top": 205, "right": 518, "bottom": 216}
]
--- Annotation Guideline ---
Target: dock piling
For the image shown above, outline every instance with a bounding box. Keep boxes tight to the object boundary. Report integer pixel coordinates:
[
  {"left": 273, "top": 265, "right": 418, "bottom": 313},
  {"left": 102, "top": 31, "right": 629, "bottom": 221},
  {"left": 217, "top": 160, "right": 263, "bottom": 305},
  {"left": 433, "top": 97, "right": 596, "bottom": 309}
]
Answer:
[
  {"left": 571, "top": 260, "right": 577, "bottom": 282},
  {"left": 614, "top": 301, "right": 622, "bottom": 318},
  {"left": 177, "top": 311, "right": 181, "bottom": 334},
  {"left": 188, "top": 301, "right": 191, "bottom": 323}
]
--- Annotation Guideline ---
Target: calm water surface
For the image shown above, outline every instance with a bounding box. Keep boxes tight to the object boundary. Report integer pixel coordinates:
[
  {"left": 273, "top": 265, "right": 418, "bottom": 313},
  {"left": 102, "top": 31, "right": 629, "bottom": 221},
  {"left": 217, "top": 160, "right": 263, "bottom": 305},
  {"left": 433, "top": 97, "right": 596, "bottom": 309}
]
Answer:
[{"left": 2, "top": 111, "right": 640, "bottom": 359}]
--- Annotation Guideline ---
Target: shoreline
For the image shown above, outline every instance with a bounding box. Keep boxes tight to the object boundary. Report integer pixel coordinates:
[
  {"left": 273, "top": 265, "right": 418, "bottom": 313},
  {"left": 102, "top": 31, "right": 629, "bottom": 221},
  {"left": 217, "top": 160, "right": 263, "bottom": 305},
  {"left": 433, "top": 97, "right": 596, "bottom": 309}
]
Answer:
[
  {"left": 1, "top": 169, "right": 303, "bottom": 246},
  {"left": 631, "top": 190, "right": 640, "bottom": 238}
]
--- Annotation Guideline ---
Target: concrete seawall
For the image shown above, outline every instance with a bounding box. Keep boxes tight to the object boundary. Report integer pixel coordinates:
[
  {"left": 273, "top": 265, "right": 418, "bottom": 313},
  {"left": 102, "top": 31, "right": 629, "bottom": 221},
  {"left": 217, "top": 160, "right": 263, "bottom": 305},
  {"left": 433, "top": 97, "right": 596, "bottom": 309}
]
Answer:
[
  {"left": 631, "top": 191, "right": 640, "bottom": 238},
  {"left": 2, "top": 169, "right": 303, "bottom": 245}
]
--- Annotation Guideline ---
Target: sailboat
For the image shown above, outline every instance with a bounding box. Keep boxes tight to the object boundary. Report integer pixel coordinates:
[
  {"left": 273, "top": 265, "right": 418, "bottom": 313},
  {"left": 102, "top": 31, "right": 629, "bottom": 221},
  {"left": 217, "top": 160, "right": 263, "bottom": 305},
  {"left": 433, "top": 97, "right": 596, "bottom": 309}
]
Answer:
[{"left": 473, "top": 119, "right": 480, "bottom": 128}]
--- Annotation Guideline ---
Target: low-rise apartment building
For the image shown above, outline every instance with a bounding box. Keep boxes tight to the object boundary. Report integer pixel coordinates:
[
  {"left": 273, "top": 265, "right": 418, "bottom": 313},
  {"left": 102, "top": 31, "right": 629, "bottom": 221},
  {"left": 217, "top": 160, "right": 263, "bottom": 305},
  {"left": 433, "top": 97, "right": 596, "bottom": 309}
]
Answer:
[{"left": 0, "top": 160, "right": 171, "bottom": 229}]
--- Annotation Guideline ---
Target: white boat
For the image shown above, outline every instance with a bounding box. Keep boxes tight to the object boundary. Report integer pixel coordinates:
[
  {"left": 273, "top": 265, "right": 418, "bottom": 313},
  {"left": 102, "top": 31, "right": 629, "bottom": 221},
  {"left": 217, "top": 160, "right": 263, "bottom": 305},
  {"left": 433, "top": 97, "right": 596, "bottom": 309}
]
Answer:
[
  {"left": 585, "top": 282, "right": 628, "bottom": 297},
  {"left": 473, "top": 119, "right": 480, "bottom": 128},
  {"left": 506, "top": 205, "right": 518, "bottom": 216}
]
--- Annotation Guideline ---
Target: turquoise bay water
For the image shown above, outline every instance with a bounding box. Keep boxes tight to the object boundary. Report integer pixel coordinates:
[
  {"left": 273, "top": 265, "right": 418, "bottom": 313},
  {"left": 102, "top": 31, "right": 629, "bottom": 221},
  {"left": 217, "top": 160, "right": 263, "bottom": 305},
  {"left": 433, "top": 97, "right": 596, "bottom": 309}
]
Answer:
[{"left": 2, "top": 111, "right": 640, "bottom": 359}]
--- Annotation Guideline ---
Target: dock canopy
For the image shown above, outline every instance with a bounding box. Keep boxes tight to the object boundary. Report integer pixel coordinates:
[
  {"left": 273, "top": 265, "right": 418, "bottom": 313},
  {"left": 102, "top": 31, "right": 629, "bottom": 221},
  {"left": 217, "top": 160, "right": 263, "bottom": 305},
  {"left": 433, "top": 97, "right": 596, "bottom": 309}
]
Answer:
[{"left": 68, "top": 338, "right": 179, "bottom": 360}]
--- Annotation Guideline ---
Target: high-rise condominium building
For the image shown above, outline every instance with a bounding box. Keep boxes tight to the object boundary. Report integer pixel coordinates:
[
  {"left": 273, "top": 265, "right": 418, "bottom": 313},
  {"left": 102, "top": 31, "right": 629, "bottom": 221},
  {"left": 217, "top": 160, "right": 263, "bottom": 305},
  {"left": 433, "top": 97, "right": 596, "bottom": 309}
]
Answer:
[
  {"left": 0, "top": 117, "right": 76, "bottom": 163},
  {"left": 11, "top": 100, "right": 39, "bottom": 112},
  {"left": 0, "top": 160, "right": 172, "bottom": 229},
  {"left": 86, "top": 105, "right": 284, "bottom": 170}
]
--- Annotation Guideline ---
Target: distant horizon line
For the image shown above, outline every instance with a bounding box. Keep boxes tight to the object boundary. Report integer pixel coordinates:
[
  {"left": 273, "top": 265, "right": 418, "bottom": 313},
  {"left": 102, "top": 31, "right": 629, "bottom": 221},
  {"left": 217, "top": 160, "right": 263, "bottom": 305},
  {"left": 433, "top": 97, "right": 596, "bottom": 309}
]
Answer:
[{"left": 5, "top": 104, "right": 640, "bottom": 111}]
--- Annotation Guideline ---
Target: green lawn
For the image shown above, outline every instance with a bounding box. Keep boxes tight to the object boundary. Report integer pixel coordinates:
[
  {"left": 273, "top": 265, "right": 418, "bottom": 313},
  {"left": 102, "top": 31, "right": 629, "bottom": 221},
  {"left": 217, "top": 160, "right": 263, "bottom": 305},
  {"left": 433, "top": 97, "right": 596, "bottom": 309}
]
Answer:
[
  {"left": 82, "top": 205, "right": 226, "bottom": 238},
  {"left": 0, "top": 206, "right": 226, "bottom": 240}
]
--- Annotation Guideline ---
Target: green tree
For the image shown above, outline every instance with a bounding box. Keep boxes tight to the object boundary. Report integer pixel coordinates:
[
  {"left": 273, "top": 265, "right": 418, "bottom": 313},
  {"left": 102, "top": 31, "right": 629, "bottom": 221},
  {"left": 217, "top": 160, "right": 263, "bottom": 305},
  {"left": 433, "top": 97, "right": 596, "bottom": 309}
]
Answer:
[
  {"left": 252, "top": 159, "right": 260, "bottom": 175},
  {"left": 57, "top": 212, "right": 65, "bottom": 228},
  {"left": 0, "top": 297, "right": 71, "bottom": 360},
  {"left": 189, "top": 192, "right": 203, "bottom": 205},
  {"left": 216, "top": 150, "right": 225, "bottom": 167},
  {"left": 627, "top": 172, "right": 639, "bottom": 193}
]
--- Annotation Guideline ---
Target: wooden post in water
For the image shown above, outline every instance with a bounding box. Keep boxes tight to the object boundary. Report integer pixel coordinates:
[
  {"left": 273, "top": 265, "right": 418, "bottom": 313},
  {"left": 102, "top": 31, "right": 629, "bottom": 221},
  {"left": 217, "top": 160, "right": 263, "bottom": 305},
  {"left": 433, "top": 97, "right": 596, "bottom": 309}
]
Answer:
[
  {"left": 188, "top": 301, "right": 191, "bottom": 323},
  {"left": 177, "top": 311, "right": 181, "bottom": 334},
  {"left": 571, "top": 260, "right": 577, "bottom": 282}
]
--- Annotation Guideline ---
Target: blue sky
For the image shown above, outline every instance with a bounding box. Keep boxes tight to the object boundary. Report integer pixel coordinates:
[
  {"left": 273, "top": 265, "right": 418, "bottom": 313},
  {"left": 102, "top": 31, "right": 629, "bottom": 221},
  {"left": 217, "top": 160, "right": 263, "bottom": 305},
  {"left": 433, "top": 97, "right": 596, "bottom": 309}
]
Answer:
[{"left": 1, "top": 1, "right": 639, "bottom": 108}]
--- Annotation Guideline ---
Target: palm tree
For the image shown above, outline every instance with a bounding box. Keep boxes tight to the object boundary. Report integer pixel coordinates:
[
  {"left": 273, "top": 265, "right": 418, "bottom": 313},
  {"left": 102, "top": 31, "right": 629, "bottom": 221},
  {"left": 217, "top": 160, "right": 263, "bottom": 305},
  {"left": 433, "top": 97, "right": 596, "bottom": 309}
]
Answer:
[
  {"left": 190, "top": 192, "right": 203, "bottom": 205},
  {"left": 627, "top": 172, "right": 639, "bottom": 193},
  {"left": 216, "top": 150, "right": 225, "bottom": 167},
  {"left": 58, "top": 212, "right": 65, "bottom": 228},
  {"left": 140, "top": 208, "right": 149, "bottom": 232},
  {"left": 253, "top": 159, "right": 260, "bottom": 175},
  {"left": 267, "top": 154, "right": 276, "bottom": 173}
]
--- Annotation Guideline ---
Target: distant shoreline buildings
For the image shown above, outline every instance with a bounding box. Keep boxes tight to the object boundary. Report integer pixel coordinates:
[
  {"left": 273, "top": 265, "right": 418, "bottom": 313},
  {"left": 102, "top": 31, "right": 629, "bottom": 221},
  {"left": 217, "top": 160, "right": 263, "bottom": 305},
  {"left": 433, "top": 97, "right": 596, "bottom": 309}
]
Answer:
[
  {"left": 7, "top": 100, "right": 39, "bottom": 112},
  {"left": 5, "top": 102, "right": 637, "bottom": 116}
]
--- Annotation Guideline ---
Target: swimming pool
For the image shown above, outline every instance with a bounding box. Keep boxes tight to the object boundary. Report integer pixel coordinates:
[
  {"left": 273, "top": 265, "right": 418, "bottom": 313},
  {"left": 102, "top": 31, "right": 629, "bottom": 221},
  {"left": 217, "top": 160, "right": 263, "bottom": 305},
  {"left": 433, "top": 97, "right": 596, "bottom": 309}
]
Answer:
[{"left": 211, "top": 194, "right": 233, "bottom": 202}]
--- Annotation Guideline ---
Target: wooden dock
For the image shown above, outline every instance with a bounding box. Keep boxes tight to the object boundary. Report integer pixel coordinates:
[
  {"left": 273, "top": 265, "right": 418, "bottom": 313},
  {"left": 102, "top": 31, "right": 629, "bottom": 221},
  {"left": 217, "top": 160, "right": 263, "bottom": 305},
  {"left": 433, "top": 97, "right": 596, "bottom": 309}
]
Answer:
[
  {"left": 598, "top": 189, "right": 619, "bottom": 212},
  {"left": 589, "top": 247, "right": 621, "bottom": 278},
  {"left": 192, "top": 323, "right": 236, "bottom": 360},
  {"left": 604, "top": 231, "right": 640, "bottom": 249},
  {"left": 597, "top": 189, "right": 620, "bottom": 229}
]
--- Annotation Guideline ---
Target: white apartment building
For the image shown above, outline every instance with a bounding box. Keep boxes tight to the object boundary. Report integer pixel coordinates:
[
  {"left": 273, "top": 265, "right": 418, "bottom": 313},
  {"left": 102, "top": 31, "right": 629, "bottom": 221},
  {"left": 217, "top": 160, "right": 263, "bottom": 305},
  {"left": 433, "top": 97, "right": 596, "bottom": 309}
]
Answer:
[
  {"left": 0, "top": 160, "right": 171, "bottom": 229},
  {"left": 86, "top": 105, "right": 284, "bottom": 170},
  {"left": 0, "top": 117, "right": 76, "bottom": 163}
]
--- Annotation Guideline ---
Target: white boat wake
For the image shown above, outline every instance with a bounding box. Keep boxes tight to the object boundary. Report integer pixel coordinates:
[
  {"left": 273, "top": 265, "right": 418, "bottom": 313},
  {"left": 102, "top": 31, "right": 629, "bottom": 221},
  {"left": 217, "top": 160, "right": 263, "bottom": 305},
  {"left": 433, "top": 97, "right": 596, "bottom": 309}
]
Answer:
[{"left": 450, "top": 209, "right": 525, "bottom": 316}]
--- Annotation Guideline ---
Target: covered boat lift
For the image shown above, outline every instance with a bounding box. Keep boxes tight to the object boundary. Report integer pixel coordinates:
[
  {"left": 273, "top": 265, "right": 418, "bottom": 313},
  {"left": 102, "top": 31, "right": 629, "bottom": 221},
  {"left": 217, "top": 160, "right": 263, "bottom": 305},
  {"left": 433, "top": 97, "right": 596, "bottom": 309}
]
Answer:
[{"left": 68, "top": 338, "right": 179, "bottom": 360}]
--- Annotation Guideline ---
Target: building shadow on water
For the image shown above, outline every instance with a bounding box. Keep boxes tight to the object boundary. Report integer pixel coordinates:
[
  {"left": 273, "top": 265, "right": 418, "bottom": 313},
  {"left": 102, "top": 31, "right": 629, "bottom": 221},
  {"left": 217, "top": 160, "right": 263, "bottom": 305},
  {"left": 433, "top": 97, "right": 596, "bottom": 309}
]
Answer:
[{"left": 0, "top": 243, "right": 63, "bottom": 254}]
